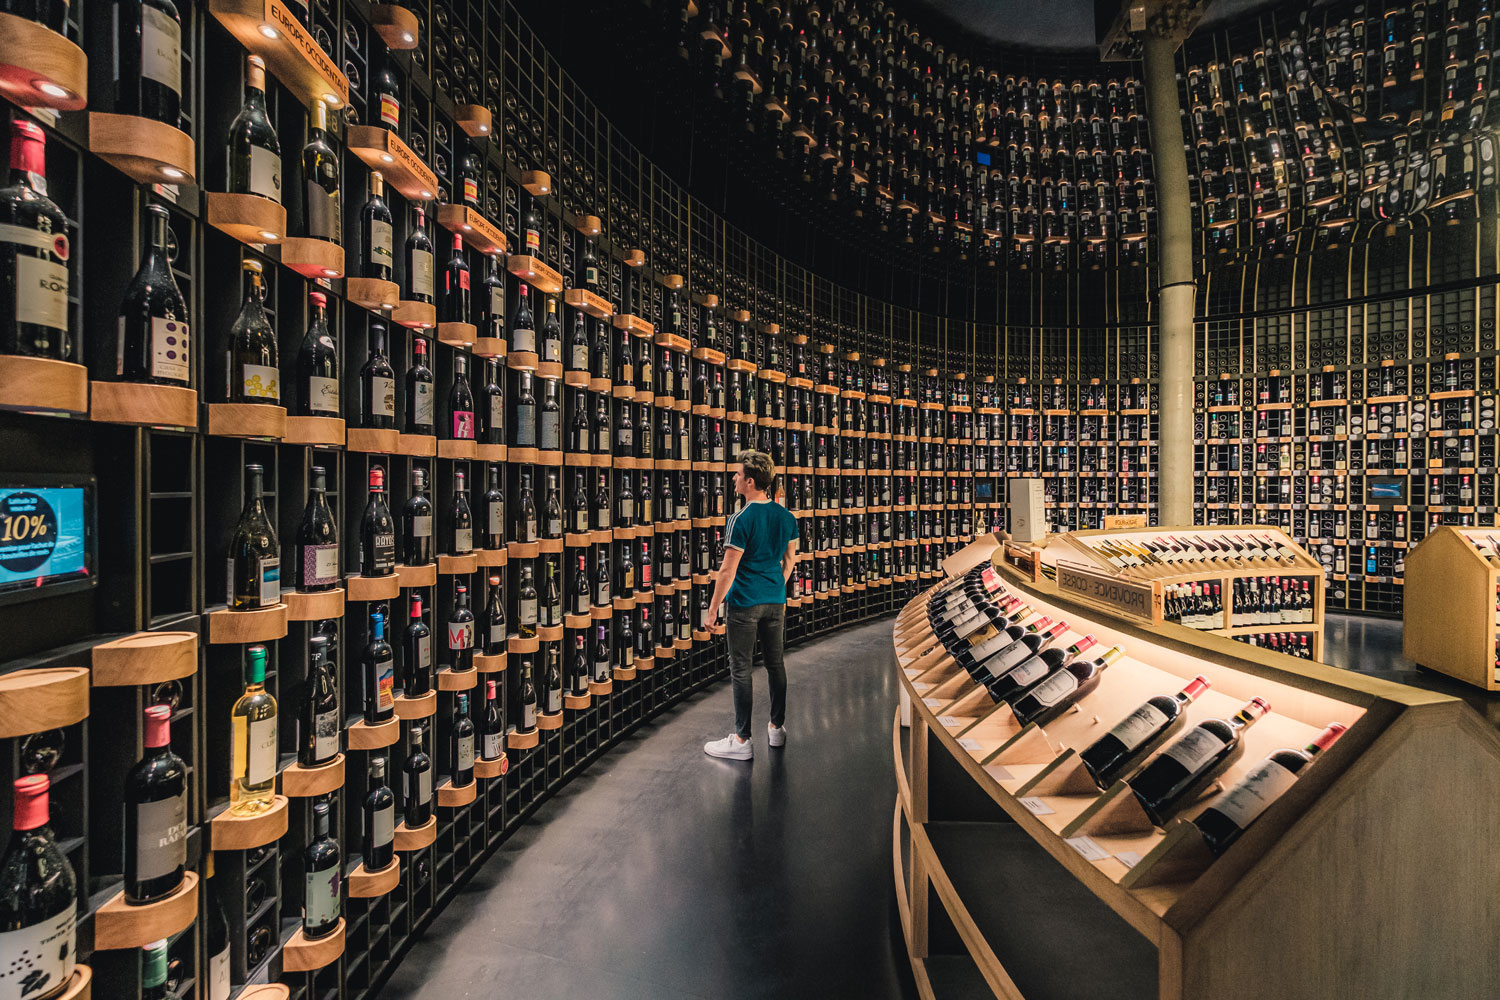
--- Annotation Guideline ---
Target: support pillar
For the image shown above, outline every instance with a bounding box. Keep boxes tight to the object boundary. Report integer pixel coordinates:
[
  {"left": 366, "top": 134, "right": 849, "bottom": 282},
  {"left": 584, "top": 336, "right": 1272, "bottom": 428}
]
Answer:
[{"left": 1143, "top": 32, "right": 1196, "bottom": 527}]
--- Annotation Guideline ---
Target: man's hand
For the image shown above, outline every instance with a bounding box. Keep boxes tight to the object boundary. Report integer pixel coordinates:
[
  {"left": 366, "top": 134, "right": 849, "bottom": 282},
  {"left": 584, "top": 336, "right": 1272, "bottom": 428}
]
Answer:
[{"left": 707, "top": 608, "right": 726, "bottom": 634}]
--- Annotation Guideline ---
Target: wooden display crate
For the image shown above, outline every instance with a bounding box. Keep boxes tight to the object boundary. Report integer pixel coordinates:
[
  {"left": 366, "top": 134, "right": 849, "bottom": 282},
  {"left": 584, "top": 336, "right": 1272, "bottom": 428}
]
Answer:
[{"left": 1402, "top": 525, "right": 1499, "bottom": 690}]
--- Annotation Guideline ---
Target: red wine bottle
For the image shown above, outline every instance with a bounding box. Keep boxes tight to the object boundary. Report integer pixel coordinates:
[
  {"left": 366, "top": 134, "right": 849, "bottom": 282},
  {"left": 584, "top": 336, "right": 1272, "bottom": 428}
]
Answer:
[
  {"left": 449, "top": 468, "right": 473, "bottom": 555},
  {"left": 295, "top": 466, "right": 339, "bottom": 592},
  {"left": 482, "top": 680, "right": 504, "bottom": 760},
  {"left": 402, "top": 593, "right": 433, "bottom": 695},
  {"left": 1078, "top": 675, "right": 1210, "bottom": 790},
  {"left": 1, "top": 119, "right": 71, "bottom": 360},
  {"left": 991, "top": 633, "right": 1099, "bottom": 701},
  {"left": 299, "top": 634, "right": 339, "bottom": 767},
  {"left": 360, "top": 172, "right": 394, "bottom": 280},
  {"left": 481, "top": 465, "right": 505, "bottom": 548},
  {"left": 361, "top": 606, "right": 395, "bottom": 724},
  {"left": 448, "top": 582, "right": 475, "bottom": 671},
  {"left": 1195, "top": 722, "right": 1346, "bottom": 856},
  {"left": 124, "top": 705, "right": 187, "bottom": 902},
  {"left": 404, "top": 206, "right": 434, "bottom": 303},
  {"left": 116, "top": 203, "right": 189, "bottom": 385},
  {"left": 450, "top": 692, "right": 476, "bottom": 787},
  {"left": 1128, "top": 698, "right": 1272, "bottom": 826},
  {"left": 296, "top": 290, "right": 339, "bottom": 416},
  {"left": 301, "top": 799, "right": 341, "bottom": 939},
  {"left": 362, "top": 756, "right": 395, "bottom": 872},
  {"left": 448, "top": 352, "right": 475, "bottom": 440},
  {"left": 482, "top": 574, "right": 506, "bottom": 654},
  {"left": 978, "top": 618, "right": 1071, "bottom": 688},
  {"left": 359, "top": 321, "right": 396, "bottom": 429},
  {"left": 1008, "top": 645, "right": 1123, "bottom": 726},
  {"left": 442, "top": 233, "right": 469, "bottom": 324},
  {"left": 403, "top": 725, "right": 433, "bottom": 827},
  {"left": 0, "top": 775, "right": 78, "bottom": 1000},
  {"left": 400, "top": 466, "right": 433, "bottom": 566}
]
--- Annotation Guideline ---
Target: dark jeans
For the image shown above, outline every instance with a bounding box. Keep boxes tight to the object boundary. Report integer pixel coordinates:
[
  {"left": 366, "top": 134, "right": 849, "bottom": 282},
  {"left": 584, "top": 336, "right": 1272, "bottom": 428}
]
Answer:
[{"left": 727, "top": 603, "right": 787, "bottom": 740}]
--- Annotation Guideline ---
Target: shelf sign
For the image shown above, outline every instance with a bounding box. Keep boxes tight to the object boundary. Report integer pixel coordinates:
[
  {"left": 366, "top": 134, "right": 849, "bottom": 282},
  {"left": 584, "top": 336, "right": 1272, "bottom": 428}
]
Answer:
[
  {"left": 267, "top": 1, "right": 350, "bottom": 106},
  {"left": 1103, "top": 514, "right": 1148, "bottom": 530},
  {"left": 1056, "top": 564, "right": 1160, "bottom": 624}
]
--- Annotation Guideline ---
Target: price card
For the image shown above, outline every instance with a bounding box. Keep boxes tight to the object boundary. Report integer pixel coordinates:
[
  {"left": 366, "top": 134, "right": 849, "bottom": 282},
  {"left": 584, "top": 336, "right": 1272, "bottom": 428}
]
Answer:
[
  {"left": 957, "top": 737, "right": 982, "bottom": 752},
  {"left": 1017, "top": 796, "right": 1054, "bottom": 816},
  {"left": 922, "top": 698, "right": 943, "bottom": 708},
  {"left": 903, "top": 668, "right": 922, "bottom": 677},
  {"left": 1115, "top": 851, "right": 1142, "bottom": 869},
  {"left": 937, "top": 715, "right": 959, "bottom": 728},
  {"left": 913, "top": 681, "right": 930, "bottom": 692},
  {"left": 1065, "top": 836, "right": 1110, "bottom": 862},
  {"left": 988, "top": 765, "right": 1014, "bottom": 780}
]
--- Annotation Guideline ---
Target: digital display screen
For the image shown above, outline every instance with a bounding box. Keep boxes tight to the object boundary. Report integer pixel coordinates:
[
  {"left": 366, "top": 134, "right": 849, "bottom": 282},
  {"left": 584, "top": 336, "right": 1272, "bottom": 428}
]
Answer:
[
  {"left": 975, "top": 151, "right": 991, "bottom": 166},
  {"left": 976, "top": 482, "right": 994, "bottom": 501},
  {"left": 1368, "top": 477, "right": 1405, "bottom": 501},
  {"left": 0, "top": 481, "right": 95, "bottom": 600}
]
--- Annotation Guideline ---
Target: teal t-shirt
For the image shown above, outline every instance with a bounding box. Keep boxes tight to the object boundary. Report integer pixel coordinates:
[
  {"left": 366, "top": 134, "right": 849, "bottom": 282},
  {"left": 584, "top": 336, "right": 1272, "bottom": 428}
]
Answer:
[{"left": 725, "top": 499, "right": 800, "bottom": 607}]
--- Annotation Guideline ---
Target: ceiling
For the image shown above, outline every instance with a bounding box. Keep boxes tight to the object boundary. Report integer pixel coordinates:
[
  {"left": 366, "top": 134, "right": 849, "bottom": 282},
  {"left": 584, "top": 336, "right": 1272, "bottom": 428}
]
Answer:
[{"left": 900, "top": 0, "right": 1287, "bottom": 53}]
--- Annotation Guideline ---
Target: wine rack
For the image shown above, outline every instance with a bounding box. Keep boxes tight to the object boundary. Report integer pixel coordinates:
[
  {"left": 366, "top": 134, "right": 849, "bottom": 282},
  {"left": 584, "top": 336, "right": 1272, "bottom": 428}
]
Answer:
[{"left": 894, "top": 538, "right": 1500, "bottom": 1000}]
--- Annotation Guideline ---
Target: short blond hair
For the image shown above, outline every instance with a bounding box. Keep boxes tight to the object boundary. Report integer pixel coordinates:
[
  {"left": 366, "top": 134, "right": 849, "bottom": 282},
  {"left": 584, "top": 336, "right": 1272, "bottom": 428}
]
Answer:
[{"left": 738, "top": 450, "right": 775, "bottom": 491}]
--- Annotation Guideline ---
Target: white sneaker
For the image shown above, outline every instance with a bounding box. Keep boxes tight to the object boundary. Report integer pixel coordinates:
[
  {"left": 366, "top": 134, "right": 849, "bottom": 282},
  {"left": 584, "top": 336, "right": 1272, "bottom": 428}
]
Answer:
[
  {"left": 768, "top": 723, "right": 786, "bottom": 747},
  {"left": 704, "top": 734, "right": 753, "bottom": 760}
]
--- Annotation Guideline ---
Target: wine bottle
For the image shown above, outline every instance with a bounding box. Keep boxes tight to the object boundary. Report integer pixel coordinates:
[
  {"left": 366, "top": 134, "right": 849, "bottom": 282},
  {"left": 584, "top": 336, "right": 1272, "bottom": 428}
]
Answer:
[
  {"left": 457, "top": 148, "right": 480, "bottom": 207},
  {"left": 1, "top": 119, "right": 71, "bottom": 361},
  {"left": 568, "top": 310, "right": 589, "bottom": 371},
  {"left": 1081, "top": 676, "right": 1211, "bottom": 790},
  {"left": 518, "top": 659, "right": 538, "bottom": 730},
  {"left": 543, "top": 470, "right": 562, "bottom": 539},
  {"left": 113, "top": 0, "right": 183, "bottom": 128},
  {"left": 480, "top": 254, "right": 505, "bottom": 341},
  {"left": 581, "top": 236, "right": 600, "bottom": 288},
  {"left": 1128, "top": 698, "right": 1272, "bottom": 826},
  {"left": 402, "top": 593, "right": 433, "bottom": 696},
  {"left": 302, "top": 798, "right": 341, "bottom": 939},
  {"left": 593, "top": 623, "right": 610, "bottom": 681},
  {"left": 450, "top": 468, "right": 473, "bottom": 554},
  {"left": 573, "top": 553, "right": 590, "bottom": 614},
  {"left": 480, "top": 357, "right": 504, "bottom": 444},
  {"left": 442, "top": 233, "right": 470, "bottom": 324},
  {"left": 618, "top": 473, "right": 636, "bottom": 527},
  {"left": 373, "top": 51, "right": 401, "bottom": 132},
  {"left": 294, "top": 466, "right": 339, "bottom": 592},
  {"left": 356, "top": 609, "right": 396, "bottom": 730},
  {"left": 481, "top": 464, "right": 504, "bottom": 548},
  {"left": 1006, "top": 643, "right": 1123, "bottom": 728},
  {"left": 403, "top": 725, "right": 433, "bottom": 827},
  {"left": 510, "top": 282, "right": 535, "bottom": 353},
  {"left": 227, "top": 55, "right": 282, "bottom": 202},
  {"left": 359, "top": 321, "right": 396, "bottom": 428},
  {"left": 448, "top": 582, "right": 475, "bottom": 671},
  {"left": 302, "top": 99, "right": 342, "bottom": 243},
  {"left": 116, "top": 202, "right": 189, "bottom": 386},
  {"left": 359, "top": 465, "right": 397, "bottom": 576},
  {"left": 593, "top": 472, "right": 611, "bottom": 530},
  {"left": 404, "top": 206, "right": 434, "bottom": 303},
  {"left": 523, "top": 199, "right": 542, "bottom": 255},
  {"left": 450, "top": 692, "right": 476, "bottom": 787},
  {"left": 986, "top": 626, "right": 1090, "bottom": 697},
  {"left": 1194, "top": 723, "right": 1347, "bottom": 856},
  {"left": 299, "top": 634, "right": 340, "bottom": 768},
  {"left": 448, "top": 352, "right": 475, "bottom": 439},
  {"left": 405, "top": 335, "right": 435, "bottom": 433},
  {"left": 517, "top": 564, "right": 539, "bottom": 638},
  {"left": 225, "top": 258, "right": 279, "bottom": 402},
  {"left": 482, "top": 680, "right": 504, "bottom": 759},
  {"left": 514, "top": 370, "right": 537, "bottom": 446},
  {"left": 539, "top": 377, "right": 561, "bottom": 450},
  {"left": 124, "top": 704, "right": 187, "bottom": 903},
  {"left": 228, "top": 463, "right": 280, "bottom": 609},
  {"left": 570, "top": 471, "right": 589, "bottom": 534},
  {"left": 229, "top": 645, "right": 278, "bottom": 815},
  {"left": 516, "top": 470, "right": 538, "bottom": 542},
  {"left": 540, "top": 295, "right": 561, "bottom": 363},
  {"left": 361, "top": 171, "right": 394, "bottom": 280},
  {"left": 400, "top": 465, "right": 433, "bottom": 565},
  {"left": 483, "top": 573, "right": 506, "bottom": 653},
  {"left": 617, "top": 539, "right": 635, "bottom": 594},
  {"left": 542, "top": 558, "right": 561, "bottom": 626},
  {"left": 544, "top": 645, "right": 563, "bottom": 713},
  {"left": 0, "top": 774, "right": 77, "bottom": 999},
  {"left": 362, "top": 756, "right": 396, "bottom": 872},
  {"left": 141, "top": 938, "right": 169, "bottom": 1000},
  {"left": 296, "top": 289, "right": 339, "bottom": 416},
  {"left": 205, "top": 854, "right": 231, "bottom": 1000}
]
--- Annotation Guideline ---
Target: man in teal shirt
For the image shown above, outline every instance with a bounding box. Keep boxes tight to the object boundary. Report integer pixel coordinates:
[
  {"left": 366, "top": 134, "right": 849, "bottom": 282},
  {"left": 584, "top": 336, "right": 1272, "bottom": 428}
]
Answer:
[{"left": 704, "top": 450, "right": 800, "bottom": 760}]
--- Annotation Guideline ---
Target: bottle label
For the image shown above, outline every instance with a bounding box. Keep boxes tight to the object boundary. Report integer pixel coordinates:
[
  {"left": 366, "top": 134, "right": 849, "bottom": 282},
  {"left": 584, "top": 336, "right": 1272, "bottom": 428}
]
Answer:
[
  {"left": 999, "top": 654, "right": 1050, "bottom": 690},
  {"left": 1213, "top": 759, "right": 1298, "bottom": 829},
  {"left": 304, "top": 866, "right": 341, "bottom": 928},
  {"left": 249, "top": 146, "right": 282, "bottom": 203},
  {"left": 515, "top": 404, "right": 536, "bottom": 445},
  {"left": 314, "top": 708, "right": 339, "bottom": 759},
  {"left": 1163, "top": 727, "right": 1227, "bottom": 773},
  {"left": 547, "top": 690, "right": 561, "bottom": 713},
  {"left": 372, "top": 804, "right": 394, "bottom": 849},
  {"left": 248, "top": 715, "right": 277, "bottom": 784},
  {"left": 448, "top": 618, "right": 474, "bottom": 650},
  {"left": 418, "top": 766, "right": 432, "bottom": 805},
  {"left": 380, "top": 95, "right": 400, "bottom": 129},
  {"left": 620, "top": 498, "right": 634, "bottom": 520},
  {"left": 488, "top": 286, "right": 505, "bottom": 324},
  {"left": 411, "top": 514, "right": 432, "bottom": 539},
  {"left": 512, "top": 326, "right": 536, "bottom": 353},
  {"left": 488, "top": 505, "right": 503, "bottom": 536},
  {"left": 134, "top": 791, "right": 188, "bottom": 881},
  {"left": 453, "top": 527, "right": 472, "bottom": 553},
  {"left": 371, "top": 375, "right": 396, "bottom": 417},
  {"left": 304, "top": 543, "right": 339, "bottom": 586},
  {"left": 413, "top": 382, "right": 434, "bottom": 425},
  {"left": 259, "top": 557, "right": 281, "bottom": 605},
  {"left": 12, "top": 253, "right": 69, "bottom": 331},
  {"left": 307, "top": 375, "right": 340, "bottom": 414},
  {"left": 147, "top": 317, "right": 190, "bottom": 382},
  {"left": 547, "top": 515, "right": 562, "bottom": 537},
  {"left": 1108, "top": 702, "right": 1170, "bottom": 752},
  {"left": 242, "top": 363, "right": 280, "bottom": 400},
  {"left": 306, "top": 184, "right": 340, "bottom": 243},
  {"left": 523, "top": 702, "right": 537, "bottom": 729},
  {"left": 409, "top": 247, "right": 437, "bottom": 299},
  {"left": 571, "top": 344, "right": 589, "bottom": 371},
  {"left": 483, "top": 732, "right": 502, "bottom": 759},
  {"left": 416, "top": 634, "right": 431, "bottom": 671},
  {"left": 0, "top": 903, "right": 75, "bottom": 1000},
  {"left": 540, "top": 411, "right": 559, "bottom": 449},
  {"left": 520, "top": 598, "right": 538, "bottom": 624},
  {"left": 370, "top": 220, "right": 394, "bottom": 269},
  {"left": 453, "top": 410, "right": 475, "bottom": 439},
  {"left": 376, "top": 658, "right": 395, "bottom": 710},
  {"left": 140, "top": 5, "right": 183, "bottom": 94},
  {"left": 489, "top": 623, "right": 505, "bottom": 648},
  {"left": 526, "top": 228, "right": 540, "bottom": 254},
  {"left": 208, "top": 945, "right": 231, "bottom": 1000},
  {"left": 463, "top": 178, "right": 478, "bottom": 204},
  {"left": 457, "top": 734, "right": 475, "bottom": 771}
]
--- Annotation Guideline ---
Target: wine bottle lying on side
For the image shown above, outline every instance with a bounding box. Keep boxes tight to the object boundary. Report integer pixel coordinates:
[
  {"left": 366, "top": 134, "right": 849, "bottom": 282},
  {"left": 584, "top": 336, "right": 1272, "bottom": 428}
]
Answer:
[
  {"left": 1079, "top": 676, "right": 1211, "bottom": 790},
  {"left": 1193, "top": 722, "right": 1346, "bottom": 856},
  {"left": 1127, "top": 698, "right": 1271, "bottom": 827}
]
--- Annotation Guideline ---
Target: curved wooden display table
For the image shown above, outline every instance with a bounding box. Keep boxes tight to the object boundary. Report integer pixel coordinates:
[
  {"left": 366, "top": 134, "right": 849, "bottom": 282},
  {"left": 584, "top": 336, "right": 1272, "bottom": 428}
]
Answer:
[
  {"left": 0, "top": 667, "right": 89, "bottom": 738},
  {"left": 891, "top": 538, "right": 1500, "bottom": 1000},
  {"left": 283, "top": 918, "right": 344, "bottom": 972},
  {"left": 282, "top": 755, "right": 344, "bottom": 797},
  {"left": 92, "top": 631, "right": 197, "bottom": 687},
  {"left": 94, "top": 872, "right": 199, "bottom": 950},
  {"left": 210, "top": 796, "right": 288, "bottom": 850}
]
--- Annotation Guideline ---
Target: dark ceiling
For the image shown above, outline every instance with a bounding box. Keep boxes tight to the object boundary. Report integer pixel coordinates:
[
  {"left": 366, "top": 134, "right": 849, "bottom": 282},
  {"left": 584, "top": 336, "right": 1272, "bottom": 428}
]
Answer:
[{"left": 900, "top": 0, "right": 1286, "bottom": 52}]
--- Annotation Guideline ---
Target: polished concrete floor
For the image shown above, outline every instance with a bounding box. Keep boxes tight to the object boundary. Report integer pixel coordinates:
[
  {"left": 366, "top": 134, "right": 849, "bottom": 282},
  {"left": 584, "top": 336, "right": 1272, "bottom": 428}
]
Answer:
[
  {"left": 380, "top": 611, "right": 1487, "bottom": 1000},
  {"left": 380, "top": 618, "right": 918, "bottom": 1000}
]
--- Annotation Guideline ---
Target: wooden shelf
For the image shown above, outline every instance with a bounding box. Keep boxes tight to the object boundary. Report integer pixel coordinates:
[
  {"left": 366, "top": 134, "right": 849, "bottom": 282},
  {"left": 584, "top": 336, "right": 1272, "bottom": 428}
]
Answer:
[
  {"left": 88, "top": 113, "right": 195, "bottom": 184},
  {"left": 473, "top": 338, "right": 507, "bottom": 358},
  {"left": 588, "top": 678, "right": 614, "bottom": 695},
  {"left": 520, "top": 170, "right": 551, "bottom": 196},
  {"left": 281, "top": 754, "right": 344, "bottom": 797},
  {"left": 564, "top": 288, "right": 614, "bottom": 318},
  {"left": 392, "top": 299, "right": 437, "bottom": 330},
  {"left": 436, "top": 667, "right": 478, "bottom": 691},
  {"left": 436, "top": 204, "right": 508, "bottom": 255},
  {"left": 92, "top": 631, "right": 197, "bottom": 687},
  {"left": 506, "top": 255, "right": 563, "bottom": 294},
  {"left": 393, "top": 691, "right": 437, "bottom": 720},
  {"left": 508, "top": 636, "right": 540, "bottom": 654},
  {"left": 347, "top": 716, "right": 401, "bottom": 750},
  {"left": 347, "top": 126, "right": 437, "bottom": 201},
  {"left": 394, "top": 817, "right": 436, "bottom": 851},
  {"left": 436, "top": 778, "right": 477, "bottom": 807},
  {"left": 507, "top": 728, "right": 540, "bottom": 749},
  {"left": 474, "top": 651, "right": 506, "bottom": 672},
  {"left": 205, "top": 402, "right": 285, "bottom": 439},
  {"left": 474, "top": 754, "right": 507, "bottom": 778},
  {"left": 280, "top": 237, "right": 345, "bottom": 279},
  {"left": 204, "top": 192, "right": 286, "bottom": 246},
  {"left": 369, "top": 3, "right": 419, "bottom": 48},
  {"left": 564, "top": 691, "right": 592, "bottom": 710},
  {"left": 612, "top": 666, "right": 637, "bottom": 681},
  {"left": 347, "top": 859, "right": 400, "bottom": 898},
  {"left": 90, "top": 381, "right": 197, "bottom": 429},
  {"left": 347, "top": 278, "right": 399, "bottom": 313},
  {"left": 613, "top": 313, "right": 654, "bottom": 337},
  {"left": 51, "top": 967, "right": 91, "bottom": 1000},
  {"left": 397, "top": 562, "right": 437, "bottom": 588},
  {"left": 0, "top": 356, "right": 88, "bottom": 415},
  {"left": 283, "top": 918, "right": 344, "bottom": 972},
  {"left": 477, "top": 548, "right": 507, "bottom": 567},
  {"left": 206, "top": 604, "right": 288, "bottom": 644},
  {"left": 0, "top": 12, "right": 87, "bottom": 109},
  {"left": 456, "top": 103, "right": 493, "bottom": 138},
  {"left": 436, "top": 438, "right": 477, "bottom": 460},
  {"left": 396, "top": 433, "right": 437, "bottom": 456},
  {"left": 346, "top": 573, "right": 401, "bottom": 602},
  {"left": 210, "top": 0, "right": 350, "bottom": 107},
  {"left": 437, "top": 322, "right": 476, "bottom": 348},
  {"left": 93, "top": 872, "right": 199, "bottom": 950},
  {"left": 210, "top": 795, "right": 288, "bottom": 850},
  {"left": 438, "top": 552, "right": 480, "bottom": 574},
  {"left": 283, "top": 415, "right": 345, "bottom": 446},
  {"left": 536, "top": 712, "right": 563, "bottom": 730},
  {"left": 238, "top": 987, "right": 288, "bottom": 1000}
]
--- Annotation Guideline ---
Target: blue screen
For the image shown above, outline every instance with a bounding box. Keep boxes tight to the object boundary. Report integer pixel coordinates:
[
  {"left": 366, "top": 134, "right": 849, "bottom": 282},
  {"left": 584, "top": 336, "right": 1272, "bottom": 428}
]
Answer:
[
  {"left": 976, "top": 151, "right": 991, "bottom": 166},
  {"left": 0, "top": 487, "right": 89, "bottom": 589}
]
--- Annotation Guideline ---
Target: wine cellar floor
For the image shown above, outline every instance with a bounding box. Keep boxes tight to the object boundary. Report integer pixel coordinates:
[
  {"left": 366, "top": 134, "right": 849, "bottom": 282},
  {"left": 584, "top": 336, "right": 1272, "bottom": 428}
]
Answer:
[{"left": 381, "top": 618, "right": 919, "bottom": 1000}]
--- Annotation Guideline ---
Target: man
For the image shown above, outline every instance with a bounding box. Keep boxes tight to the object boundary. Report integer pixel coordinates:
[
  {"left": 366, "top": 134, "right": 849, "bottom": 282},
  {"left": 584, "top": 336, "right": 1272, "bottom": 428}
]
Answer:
[{"left": 703, "top": 450, "right": 799, "bottom": 761}]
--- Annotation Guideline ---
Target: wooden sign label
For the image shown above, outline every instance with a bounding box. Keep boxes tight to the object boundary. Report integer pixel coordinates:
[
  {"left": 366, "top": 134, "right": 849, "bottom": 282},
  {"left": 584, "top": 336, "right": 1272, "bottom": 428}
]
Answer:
[
  {"left": 1103, "top": 514, "right": 1148, "bottom": 530},
  {"left": 1056, "top": 564, "right": 1160, "bottom": 623}
]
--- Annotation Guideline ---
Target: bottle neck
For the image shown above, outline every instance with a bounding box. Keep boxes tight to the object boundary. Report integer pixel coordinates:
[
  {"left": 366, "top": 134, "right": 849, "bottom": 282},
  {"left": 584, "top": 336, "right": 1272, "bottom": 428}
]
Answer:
[{"left": 9, "top": 129, "right": 46, "bottom": 187}]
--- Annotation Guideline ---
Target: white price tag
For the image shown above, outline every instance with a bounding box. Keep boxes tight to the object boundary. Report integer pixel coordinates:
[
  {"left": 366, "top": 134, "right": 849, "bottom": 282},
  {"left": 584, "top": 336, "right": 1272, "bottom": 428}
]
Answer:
[
  {"left": 912, "top": 681, "right": 930, "bottom": 692},
  {"left": 988, "top": 765, "right": 1013, "bottom": 780},
  {"left": 957, "top": 737, "right": 982, "bottom": 752},
  {"left": 903, "top": 668, "right": 921, "bottom": 678},
  {"left": 937, "top": 715, "right": 959, "bottom": 728},
  {"left": 1114, "top": 851, "right": 1142, "bottom": 869},
  {"left": 1018, "top": 796, "right": 1054, "bottom": 816},
  {"left": 1065, "top": 836, "right": 1110, "bottom": 862},
  {"left": 922, "top": 698, "right": 943, "bottom": 708}
]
